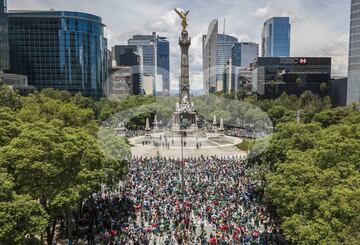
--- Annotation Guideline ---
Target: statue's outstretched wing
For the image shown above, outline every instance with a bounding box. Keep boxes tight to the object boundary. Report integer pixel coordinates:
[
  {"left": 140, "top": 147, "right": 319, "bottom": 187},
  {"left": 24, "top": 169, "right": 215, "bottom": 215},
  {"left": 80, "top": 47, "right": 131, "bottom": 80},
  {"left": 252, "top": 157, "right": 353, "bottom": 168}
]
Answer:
[{"left": 174, "top": 8, "right": 183, "bottom": 18}]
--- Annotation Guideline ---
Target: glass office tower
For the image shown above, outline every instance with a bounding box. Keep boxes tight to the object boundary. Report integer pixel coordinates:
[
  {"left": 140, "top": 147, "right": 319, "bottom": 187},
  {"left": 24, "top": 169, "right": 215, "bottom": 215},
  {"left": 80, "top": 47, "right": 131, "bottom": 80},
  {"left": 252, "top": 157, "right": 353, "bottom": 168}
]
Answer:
[
  {"left": 8, "top": 10, "right": 108, "bottom": 98},
  {"left": 217, "top": 34, "right": 238, "bottom": 87},
  {"left": 202, "top": 19, "right": 238, "bottom": 94},
  {"left": 203, "top": 19, "right": 218, "bottom": 94},
  {"left": 0, "top": 0, "right": 9, "bottom": 71},
  {"left": 348, "top": 0, "right": 360, "bottom": 105},
  {"left": 232, "top": 42, "right": 259, "bottom": 68},
  {"left": 112, "top": 45, "right": 138, "bottom": 66},
  {"left": 128, "top": 33, "right": 170, "bottom": 96},
  {"left": 231, "top": 42, "right": 259, "bottom": 92},
  {"left": 261, "top": 17, "right": 291, "bottom": 57},
  {"left": 157, "top": 37, "right": 170, "bottom": 96}
]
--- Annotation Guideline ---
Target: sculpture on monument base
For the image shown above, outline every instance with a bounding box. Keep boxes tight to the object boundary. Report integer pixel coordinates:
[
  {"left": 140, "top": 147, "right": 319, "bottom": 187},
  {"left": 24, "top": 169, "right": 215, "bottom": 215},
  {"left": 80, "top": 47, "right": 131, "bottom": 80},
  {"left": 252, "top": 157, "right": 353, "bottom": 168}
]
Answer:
[
  {"left": 145, "top": 117, "right": 151, "bottom": 136},
  {"left": 153, "top": 114, "right": 158, "bottom": 131},
  {"left": 219, "top": 118, "right": 225, "bottom": 137},
  {"left": 213, "top": 115, "right": 217, "bottom": 132}
]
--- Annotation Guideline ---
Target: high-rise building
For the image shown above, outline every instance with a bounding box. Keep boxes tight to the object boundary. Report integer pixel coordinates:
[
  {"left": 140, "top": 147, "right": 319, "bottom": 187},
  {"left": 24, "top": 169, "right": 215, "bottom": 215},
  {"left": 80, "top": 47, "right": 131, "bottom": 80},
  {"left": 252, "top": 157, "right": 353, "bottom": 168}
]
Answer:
[
  {"left": 105, "top": 66, "right": 132, "bottom": 98},
  {"left": 217, "top": 34, "right": 238, "bottom": 87},
  {"left": 112, "top": 45, "right": 142, "bottom": 95},
  {"left": 8, "top": 10, "right": 108, "bottom": 99},
  {"left": 157, "top": 36, "right": 170, "bottom": 96},
  {"left": 203, "top": 19, "right": 218, "bottom": 95},
  {"left": 232, "top": 42, "right": 259, "bottom": 68},
  {"left": 118, "top": 48, "right": 141, "bottom": 95},
  {"left": 347, "top": 0, "right": 360, "bottom": 105},
  {"left": 261, "top": 17, "right": 291, "bottom": 57},
  {"left": 253, "top": 57, "right": 331, "bottom": 99},
  {"left": 231, "top": 42, "right": 258, "bottom": 92},
  {"left": 0, "top": 0, "right": 9, "bottom": 71},
  {"left": 127, "top": 32, "right": 170, "bottom": 96},
  {"left": 223, "top": 59, "right": 232, "bottom": 94},
  {"left": 112, "top": 45, "right": 138, "bottom": 66},
  {"left": 203, "top": 19, "right": 238, "bottom": 94}
]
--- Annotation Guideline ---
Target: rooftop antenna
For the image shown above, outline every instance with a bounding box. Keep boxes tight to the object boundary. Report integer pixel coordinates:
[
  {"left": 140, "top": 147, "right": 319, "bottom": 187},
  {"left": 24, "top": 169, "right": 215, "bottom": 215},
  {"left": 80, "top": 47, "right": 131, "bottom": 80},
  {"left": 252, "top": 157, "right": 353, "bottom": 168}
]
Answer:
[{"left": 223, "top": 18, "right": 226, "bottom": 35}]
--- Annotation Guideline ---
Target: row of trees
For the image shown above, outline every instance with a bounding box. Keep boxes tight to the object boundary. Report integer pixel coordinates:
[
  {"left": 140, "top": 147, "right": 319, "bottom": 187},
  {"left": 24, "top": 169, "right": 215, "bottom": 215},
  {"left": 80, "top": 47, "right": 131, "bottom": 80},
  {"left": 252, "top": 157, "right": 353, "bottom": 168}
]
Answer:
[
  {"left": 0, "top": 83, "right": 130, "bottom": 244},
  {"left": 249, "top": 100, "right": 360, "bottom": 244}
]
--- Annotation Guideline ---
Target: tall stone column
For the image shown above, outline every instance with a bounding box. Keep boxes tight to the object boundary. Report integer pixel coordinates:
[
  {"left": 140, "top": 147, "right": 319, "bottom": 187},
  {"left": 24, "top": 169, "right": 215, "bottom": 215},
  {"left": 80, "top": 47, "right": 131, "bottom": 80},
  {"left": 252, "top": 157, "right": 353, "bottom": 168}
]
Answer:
[{"left": 179, "top": 30, "right": 191, "bottom": 105}]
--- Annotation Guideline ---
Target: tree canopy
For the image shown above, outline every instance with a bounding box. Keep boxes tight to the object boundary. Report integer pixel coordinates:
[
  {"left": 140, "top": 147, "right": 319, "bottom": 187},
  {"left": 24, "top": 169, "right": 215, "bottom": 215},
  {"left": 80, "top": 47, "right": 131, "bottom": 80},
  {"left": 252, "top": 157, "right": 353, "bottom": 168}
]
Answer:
[
  {"left": 259, "top": 111, "right": 360, "bottom": 244},
  {"left": 0, "top": 87, "right": 131, "bottom": 244}
]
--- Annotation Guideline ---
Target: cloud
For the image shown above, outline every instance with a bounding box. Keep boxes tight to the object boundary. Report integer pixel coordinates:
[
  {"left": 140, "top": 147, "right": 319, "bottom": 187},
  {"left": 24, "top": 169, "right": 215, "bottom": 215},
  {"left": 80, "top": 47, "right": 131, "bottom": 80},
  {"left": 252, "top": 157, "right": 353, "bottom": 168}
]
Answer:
[
  {"left": 254, "top": 6, "right": 272, "bottom": 19},
  {"left": 254, "top": 5, "right": 305, "bottom": 23},
  {"left": 315, "top": 35, "right": 349, "bottom": 76},
  {"left": 229, "top": 33, "right": 253, "bottom": 42},
  {"left": 292, "top": 18, "right": 349, "bottom": 76}
]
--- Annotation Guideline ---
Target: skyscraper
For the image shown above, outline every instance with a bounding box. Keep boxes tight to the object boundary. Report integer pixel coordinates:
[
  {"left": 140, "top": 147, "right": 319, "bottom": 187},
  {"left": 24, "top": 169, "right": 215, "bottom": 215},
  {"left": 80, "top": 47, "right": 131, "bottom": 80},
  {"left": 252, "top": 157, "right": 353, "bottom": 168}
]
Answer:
[
  {"left": 217, "top": 34, "right": 238, "bottom": 86},
  {"left": 261, "top": 17, "right": 291, "bottom": 57},
  {"left": 203, "top": 19, "right": 238, "bottom": 94},
  {"left": 118, "top": 48, "right": 141, "bottom": 95},
  {"left": 347, "top": 0, "right": 360, "bottom": 105},
  {"left": 8, "top": 10, "right": 108, "bottom": 98},
  {"left": 232, "top": 42, "right": 259, "bottom": 68},
  {"left": 203, "top": 19, "right": 218, "bottom": 95},
  {"left": 112, "top": 45, "right": 138, "bottom": 66},
  {"left": 231, "top": 42, "right": 259, "bottom": 92},
  {"left": 157, "top": 36, "right": 170, "bottom": 96},
  {"left": 0, "top": 0, "right": 9, "bottom": 71},
  {"left": 128, "top": 33, "right": 170, "bottom": 96}
]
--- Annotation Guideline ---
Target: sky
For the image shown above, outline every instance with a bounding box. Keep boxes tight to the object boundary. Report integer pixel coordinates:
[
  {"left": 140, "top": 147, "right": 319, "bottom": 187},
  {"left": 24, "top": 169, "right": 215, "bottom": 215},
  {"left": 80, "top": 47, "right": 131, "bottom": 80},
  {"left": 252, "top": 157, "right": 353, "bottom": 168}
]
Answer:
[{"left": 8, "top": 0, "right": 352, "bottom": 93}]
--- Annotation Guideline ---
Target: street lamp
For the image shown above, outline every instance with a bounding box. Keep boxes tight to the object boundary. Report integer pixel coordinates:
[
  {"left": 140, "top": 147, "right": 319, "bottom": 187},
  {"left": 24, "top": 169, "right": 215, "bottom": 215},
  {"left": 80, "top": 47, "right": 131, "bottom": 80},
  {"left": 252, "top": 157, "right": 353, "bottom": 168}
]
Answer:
[{"left": 180, "top": 115, "right": 189, "bottom": 200}]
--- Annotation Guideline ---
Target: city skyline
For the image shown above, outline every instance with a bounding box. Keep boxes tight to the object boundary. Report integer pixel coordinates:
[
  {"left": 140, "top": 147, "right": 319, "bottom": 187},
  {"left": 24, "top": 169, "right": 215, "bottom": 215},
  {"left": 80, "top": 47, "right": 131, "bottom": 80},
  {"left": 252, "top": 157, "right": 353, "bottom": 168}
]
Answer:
[{"left": 8, "top": 0, "right": 351, "bottom": 94}]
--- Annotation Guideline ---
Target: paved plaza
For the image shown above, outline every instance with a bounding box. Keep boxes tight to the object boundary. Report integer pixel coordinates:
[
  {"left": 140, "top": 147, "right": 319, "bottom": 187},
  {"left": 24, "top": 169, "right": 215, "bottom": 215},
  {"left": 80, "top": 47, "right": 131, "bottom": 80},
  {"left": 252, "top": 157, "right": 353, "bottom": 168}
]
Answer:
[{"left": 129, "top": 133, "right": 246, "bottom": 158}]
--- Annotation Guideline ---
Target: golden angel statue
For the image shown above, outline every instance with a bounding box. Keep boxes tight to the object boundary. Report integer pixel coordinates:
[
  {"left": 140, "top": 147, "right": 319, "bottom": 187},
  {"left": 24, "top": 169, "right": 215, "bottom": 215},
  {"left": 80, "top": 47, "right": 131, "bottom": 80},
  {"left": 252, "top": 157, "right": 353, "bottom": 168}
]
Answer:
[{"left": 174, "top": 8, "right": 190, "bottom": 30}]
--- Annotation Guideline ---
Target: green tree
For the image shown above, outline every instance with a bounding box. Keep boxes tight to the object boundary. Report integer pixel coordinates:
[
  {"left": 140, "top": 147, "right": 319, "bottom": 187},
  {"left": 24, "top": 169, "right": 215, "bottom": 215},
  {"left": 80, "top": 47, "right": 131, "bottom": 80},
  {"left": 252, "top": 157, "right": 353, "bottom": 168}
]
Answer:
[
  {"left": 98, "top": 128, "right": 130, "bottom": 191},
  {"left": 0, "top": 81, "right": 22, "bottom": 111},
  {"left": 0, "top": 107, "right": 20, "bottom": 146},
  {"left": 263, "top": 121, "right": 360, "bottom": 244},
  {"left": 313, "top": 107, "right": 353, "bottom": 127},
  {"left": 320, "top": 82, "right": 328, "bottom": 97},
  {"left": 0, "top": 169, "right": 48, "bottom": 244},
  {"left": 295, "top": 77, "right": 302, "bottom": 87},
  {"left": 0, "top": 195, "right": 48, "bottom": 245},
  {"left": 267, "top": 106, "right": 295, "bottom": 125},
  {"left": 0, "top": 122, "right": 105, "bottom": 244}
]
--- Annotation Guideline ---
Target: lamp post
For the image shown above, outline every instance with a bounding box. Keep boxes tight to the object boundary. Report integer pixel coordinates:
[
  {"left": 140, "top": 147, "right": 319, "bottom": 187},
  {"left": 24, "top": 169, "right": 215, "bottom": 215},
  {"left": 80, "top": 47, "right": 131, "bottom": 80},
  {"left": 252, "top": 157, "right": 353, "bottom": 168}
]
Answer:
[{"left": 180, "top": 116, "right": 189, "bottom": 200}]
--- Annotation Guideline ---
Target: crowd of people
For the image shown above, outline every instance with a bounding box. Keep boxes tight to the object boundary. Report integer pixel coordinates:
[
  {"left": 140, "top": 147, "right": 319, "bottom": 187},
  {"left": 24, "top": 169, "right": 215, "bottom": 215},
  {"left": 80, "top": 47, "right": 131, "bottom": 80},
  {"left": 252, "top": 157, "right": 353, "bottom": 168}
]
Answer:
[
  {"left": 224, "top": 128, "right": 271, "bottom": 139},
  {"left": 80, "top": 156, "right": 287, "bottom": 244}
]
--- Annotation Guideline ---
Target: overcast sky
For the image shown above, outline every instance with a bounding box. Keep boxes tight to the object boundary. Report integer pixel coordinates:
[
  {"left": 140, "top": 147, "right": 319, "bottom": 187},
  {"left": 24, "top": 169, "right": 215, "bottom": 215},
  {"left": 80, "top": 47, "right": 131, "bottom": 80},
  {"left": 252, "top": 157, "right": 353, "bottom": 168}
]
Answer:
[{"left": 9, "top": 0, "right": 351, "bottom": 92}]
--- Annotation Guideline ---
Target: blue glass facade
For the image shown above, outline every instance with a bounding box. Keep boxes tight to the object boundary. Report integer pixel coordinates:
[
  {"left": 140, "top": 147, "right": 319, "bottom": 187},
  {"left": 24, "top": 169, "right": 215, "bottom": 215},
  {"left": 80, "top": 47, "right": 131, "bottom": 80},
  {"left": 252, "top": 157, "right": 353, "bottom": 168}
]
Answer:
[
  {"left": 0, "top": 0, "right": 9, "bottom": 71},
  {"left": 157, "top": 37, "right": 170, "bottom": 95},
  {"left": 232, "top": 44, "right": 242, "bottom": 67},
  {"left": 347, "top": 0, "right": 360, "bottom": 104},
  {"left": 231, "top": 42, "right": 258, "bottom": 92},
  {"left": 261, "top": 17, "right": 291, "bottom": 57},
  {"left": 8, "top": 11, "right": 108, "bottom": 98},
  {"left": 127, "top": 33, "right": 169, "bottom": 96},
  {"left": 232, "top": 42, "right": 258, "bottom": 67},
  {"left": 217, "top": 34, "right": 238, "bottom": 85}
]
